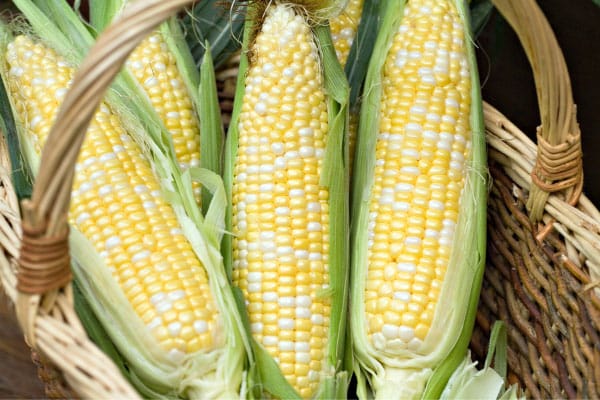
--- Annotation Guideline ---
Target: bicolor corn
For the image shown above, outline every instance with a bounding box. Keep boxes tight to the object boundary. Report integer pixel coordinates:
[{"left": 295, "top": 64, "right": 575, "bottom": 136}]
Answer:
[
  {"left": 225, "top": 1, "right": 349, "bottom": 398},
  {"left": 350, "top": 0, "right": 487, "bottom": 398}
]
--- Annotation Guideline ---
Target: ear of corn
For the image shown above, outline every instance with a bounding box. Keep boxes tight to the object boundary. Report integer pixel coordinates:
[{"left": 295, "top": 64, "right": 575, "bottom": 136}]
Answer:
[
  {"left": 0, "top": 3, "right": 249, "bottom": 397},
  {"left": 350, "top": 0, "right": 487, "bottom": 398},
  {"left": 224, "top": 2, "right": 350, "bottom": 398}
]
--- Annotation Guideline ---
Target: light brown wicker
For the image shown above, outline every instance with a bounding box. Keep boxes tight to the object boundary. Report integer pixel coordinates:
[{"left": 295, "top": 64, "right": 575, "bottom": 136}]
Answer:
[
  {"left": 471, "top": 0, "right": 600, "bottom": 398},
  {"left": 0, "top": 0, "right": 197, "bottom": 398}
]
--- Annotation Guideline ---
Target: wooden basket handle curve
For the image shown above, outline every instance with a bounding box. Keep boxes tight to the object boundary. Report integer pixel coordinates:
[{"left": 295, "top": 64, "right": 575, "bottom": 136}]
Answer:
[{"left": 490, "top": 0, "right": 583, "bottom": 223}]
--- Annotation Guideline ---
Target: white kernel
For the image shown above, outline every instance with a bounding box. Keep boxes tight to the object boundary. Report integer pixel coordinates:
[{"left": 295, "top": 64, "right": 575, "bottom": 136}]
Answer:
[
  {"left": 194, "top": 320, "right": 208, "bottom": 334},
  {"left": 166, "top": 111, "right": 180, "bottom": 119},
  {"left": 247, "top": 283, "right": 261, "bottom": 293},
  {"left": 168, "top": 322, "right": 182, "bottom": 337},
  {"left": 295, "top": 342, "right": 310, "bottom": 352},
  {"left": 255, "top": 102, "right": 267, "bottom": 115},
  {"left": 405, "top": 122, "right": 422, "bottom": 133},
  {"left": 263, "top": 292, "right": 278, "bottom": 302},
  {"left": 170, "top": 228, "right": 182, "bottom": 236},
  {"left": 260, "top": 183, "right": 274, "bottom": 192},
  {"left": 439, "top": 236, "right": 452, "bottom": 247},
  {"left": 99, "top": 152, "right": 116, "bottom": 162},
  {"left": 290, "top": 189, "right": 305, "bottom": 197},
  {"left": 450, "top": 160, "right": 463, "bottom": 171},
  {"left": 429, "top": 200, "right": 445, "bottom": 210},
  {"left": 171, "top": 79, "right": 181, "bottom": 88},
  {"left": 408, "top": 338, "right": 423, "bottom": 351},
  {"left": 424, "top": 41, "right": 437, "bottom": 50},
  {"left": 76, "top": 212, "right": 90, "bottom": 225},
  {"left": 271, "top": 142, "right": 284, "bottom": 155},
  {"left": 296, "top": 295, "right": 312, "bottom": 307},
  {"left": 296, "top": 352, "right": 311, "bottom": 364},
  {"left": 307, "top": 202, "right": 321, "bottom": 213},
  {"left": 438, "top": 140, "right": 452, "bottom": 151},
  {"left": 299, "top": 146, "right": 315, "bottom": 157},
  {"left": 409, "top": 51, "right": 422, "bottom": 59},
  {"left": 279, "top": 318, "right": 295, "bottom": 330},
  {"left": 279, "top": 296, "right": 295, "bottom": 307},
  {"left": 151, "top": 293, "right": 166, "bottom": 305},
  {"left": 379, "top": 194, "right": 394, "bottom": 205},
  {"left": 261, "top": 241, "right": 276, "bottom": 252},
  {"left": 451, "top": 151, "right": 465, "bottom": 163},
  {"left": 28, "top": 115, "right": 42, "bottom": 129},
  {"left": 55, "top": 88, "right": 68, "bottom": 100},
  {"left": 79, "top": 182, "right": 93, "bottom": 194},
  {"left": 299, "top": 127, "right": 314, "bottom": 137},
  {"left": 426, "top": 113, "right": 441, "bottom": 123},
  {"left": 144, "top": 77, "right": 159, "bottom": 87},
  {"left": 282, "top": 67, "right": 295, "bottom": 78},
  {"left": 410, "top": 105, "right": 427, "bottom": 115},
  {"left": 395, "top": 183, "right": 414, "bottom": 192},
  {"left": 405, "top": 236, "right": 421, "bottom": 246},
  {"left": 168, "top": 290, "right": 185, "bottom": 302},
  {"left": 421, "top": 74, "right": 437, "bottom": 85},
  {"left": 425, "top": 229, "right": 440, "bottom": 238},
  {"left": 285, "top": 151, "right": 299, "bottom": 160},
  {"left": 251, "top": 322, "right": 263, "bottom": 333},
  {"left": 247, "top": 272, "right": 262, "bottom": 283},
  {"left": 275, "top": 207, "right": 290, "bottom": 216},
  {"left": 105, "top": 236, "right": 121, "bottom": 249},
  {"left": 112, "top": 145, "right": 124, "bottom": 153},
  {"left": 401, "top": 166, "right": 420, "bottom": 176},
  {"left": 236, "top": 172, "right": 247, "bottom": 182},
  {"left": 132, "top": 250, "right": 151, "bottom": 263},
  {"left": 279, "top": 341, "right": 295, "bottom": 351},
  {"left": 134, "top": 184, "right": 148, "bottom": 194},
  {"left": 274, "top": 157, "right": 286, "bottom": 169},
  {"left": 382, "top": 324, "right": 399, "bottom": 339},
  {"left": 394, "top": 291, "right": 411, "bottom": 302},
  {"left": 168, "top": 350, "right": 185, "bottom": 363},
  {"left": 296, "top": 307, "right": 311, "bottom": 318},
  {"left": 423, "top": 130, "right": 439, "bottom": 141},
  {"left": 446, "top": 98, "right": 460, "bottom": 109},
  {"left": 307, "top": 222, "right": 322, "bottom": 232},
  {"left": 276, "top": 246, "right": 293, "bottom": 256},
  {"left": 311, "top": 313, "right": 324, "bottom": 325},
  {"left": 397, "top": 262, "right": 416, "bottom": 273},
  {"left": 399, "top": 326, "right": 415, "bottom": 342},
  {"left": 379, "top": 132, "right": 390, "bottom": 140},
  {"left": 156, "top": 301, "right": 173, "bottom": 314},
  {"left": 262, "top": 63, "right": 274, "bottom": 75},
  {"left": 393, "top": 202, "right": 410, "bottom": 212},
  {"left": 147, "top": 317, "right": 162, "bottom": 331},
  {"left": 295, "top": 250, "right": 309, "bottom": 259},
  {"left": 246, "top": 194, "right": 258, "bottom": 203},
  {"left": 263, "top": 336, "right": 278, "bottom": 346},
  {"left": 143, "top": 201, "right": 156, "bottom": 209}
]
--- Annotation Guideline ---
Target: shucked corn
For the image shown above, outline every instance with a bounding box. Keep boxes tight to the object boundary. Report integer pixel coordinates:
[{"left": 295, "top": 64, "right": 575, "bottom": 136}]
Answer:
[
  {"left": 126, "top": 31, "right": 202, "bottom": 200},
  {"left": 365, "top": 0, "right": 472, "bottom": 349},
  {"left": 231, "top": 6, "right": 331, "bottom": 397},
  {"left": 351, "top": 0, "right": 487, "bottom": 398},
  {"left": 6, "top": 35, "right": 219, "bottom": 358}
]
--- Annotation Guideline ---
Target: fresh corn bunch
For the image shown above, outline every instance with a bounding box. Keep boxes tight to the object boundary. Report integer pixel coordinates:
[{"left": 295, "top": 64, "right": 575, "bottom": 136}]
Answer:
[
  {"left": 224, "top": 1, "right": 349, "bottom": 398},
  {"left": 0, "top": 1, "right": 247, "bottom": 398},
  {"left": 350, "top": 0, "right": 487, "bottom": 398}
]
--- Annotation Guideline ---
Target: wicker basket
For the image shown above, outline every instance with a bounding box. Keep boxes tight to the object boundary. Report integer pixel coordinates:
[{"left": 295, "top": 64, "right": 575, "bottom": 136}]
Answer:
[
  {"left": 0, "top": 0, "right": 598, "bottom": 398},
  {"left": 470, "top": 0, "right": 600, "bottom": 398}
]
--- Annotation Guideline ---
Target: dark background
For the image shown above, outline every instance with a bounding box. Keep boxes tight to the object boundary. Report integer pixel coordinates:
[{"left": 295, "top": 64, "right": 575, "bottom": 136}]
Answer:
[{"left": 0, "top": 0, "right": 599, "bottom": 398}]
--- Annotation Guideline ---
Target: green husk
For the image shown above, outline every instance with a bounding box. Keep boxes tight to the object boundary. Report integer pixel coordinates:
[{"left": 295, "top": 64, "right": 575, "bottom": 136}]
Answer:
[
  {"left": 223, "top": 2, "right": 350, "bottom": 398},
  {"left": 182, "top": 0, "right": 246, "bottom": 70},
  {"left": 440, "top": 322, "right": 524, "bottom": 400},
  {"left": 350, "top": 1, "right": 487, "bottom": 399},
  {"left": 0, "top": 2, "right": 249, "bottom": 398}
]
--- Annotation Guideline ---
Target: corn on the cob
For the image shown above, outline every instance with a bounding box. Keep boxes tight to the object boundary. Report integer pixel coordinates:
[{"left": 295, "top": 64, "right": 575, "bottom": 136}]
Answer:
[
  {"left": 330, "top": 0, "right": 364, "bottom": 67},
  {"left": 350, "top": 0, "right": 486, "bottom": 398},
  {"left": 126, "top": 32, "right": 202, "bottom": 200},
  {"left": 1, "top": 20, "right": 245, "bottom": 396},
  {"left": 225, "top": 2, "right": 349, "bottom": 398}
]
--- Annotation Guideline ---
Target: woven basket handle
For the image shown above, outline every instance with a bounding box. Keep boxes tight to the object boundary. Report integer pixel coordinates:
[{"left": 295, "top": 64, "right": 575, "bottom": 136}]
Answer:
[
  {"left": 12, "top": 1, "right": 196, "bottom": 397},
  {"left": 490, "top": 0, "right": 583, "bottom": 222}
]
